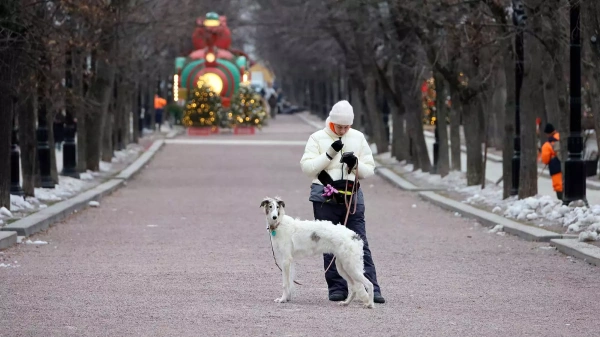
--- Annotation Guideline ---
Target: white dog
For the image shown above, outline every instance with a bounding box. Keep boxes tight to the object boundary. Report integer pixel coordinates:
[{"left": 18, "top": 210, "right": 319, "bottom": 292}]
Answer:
[{"left": 260, "top": 196, "right": 375, "bottom": 308}]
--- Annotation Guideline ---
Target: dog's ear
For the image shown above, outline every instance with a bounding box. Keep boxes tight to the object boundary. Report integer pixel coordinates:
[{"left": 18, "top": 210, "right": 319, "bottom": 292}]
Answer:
[
  {"left": 260, "top": 198, "right": 270, "bottom": 208},
  {"left": 276, "top": 199, "right": 285, "bottom": 208}
]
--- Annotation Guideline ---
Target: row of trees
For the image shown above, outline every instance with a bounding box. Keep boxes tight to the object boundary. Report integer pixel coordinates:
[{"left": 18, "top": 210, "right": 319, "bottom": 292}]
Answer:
[
  {"left": 248, "top": 0, "right": 600, "bottom": 200},
  {"left": 0, "top": 0, "right": 249, "bottom": 209}
]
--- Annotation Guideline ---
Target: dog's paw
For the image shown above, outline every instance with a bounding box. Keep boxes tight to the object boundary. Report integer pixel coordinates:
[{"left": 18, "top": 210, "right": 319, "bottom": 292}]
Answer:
[
  {"left": 363, "top": 302, "right": 374, "bottom": 309},
  {"left": 338, "top": 301, "right": 350, "bottom": 306},
  {"left": 274, "top": 297, "right": 288, "bottom": 303}
]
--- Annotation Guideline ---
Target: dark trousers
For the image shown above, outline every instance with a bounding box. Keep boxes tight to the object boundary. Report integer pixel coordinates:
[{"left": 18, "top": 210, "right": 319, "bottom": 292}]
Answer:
[{"left": 312, "top": 201, "right": 381, "bottom": 295}]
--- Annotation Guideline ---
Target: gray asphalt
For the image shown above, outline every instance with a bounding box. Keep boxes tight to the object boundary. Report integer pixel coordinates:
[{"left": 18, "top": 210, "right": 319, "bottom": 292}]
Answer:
[{"left": 1, "top": 115, "right": 599, "bottom": 337}]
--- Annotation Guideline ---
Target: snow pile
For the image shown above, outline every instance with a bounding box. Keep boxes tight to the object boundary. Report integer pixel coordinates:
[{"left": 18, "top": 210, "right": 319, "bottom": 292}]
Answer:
[
  {"left": 100, "top": 161, "right": 112, "bottom": 172},
  {"left": 112, "top": 144, "right": 143, "bottom": 164},
  {"left": 400, "top": 163, "right": 600, "bottom": 239},
  {"left": 23, "top": 239, "right": 48, "bottom": 245},
  {"left": 4, "top": 141, "right": 143, "bottom": 224},
  {"left": 35, "top": 175, "right": 93, "bottom": 202},
  {"left": 0, "top": 207, "right": 12, "bottom": 218},
  {"left": 0, "top": 263, "right": 19, "bottom": 268}
]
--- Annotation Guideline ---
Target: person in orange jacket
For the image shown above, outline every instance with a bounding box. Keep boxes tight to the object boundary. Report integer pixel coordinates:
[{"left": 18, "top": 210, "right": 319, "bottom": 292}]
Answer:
[
  {"left": 154, "top": 95, "right": 167, "bottom": 130},
  {"left": 540, "top": 123, "right": 563, "bottom": 200}
]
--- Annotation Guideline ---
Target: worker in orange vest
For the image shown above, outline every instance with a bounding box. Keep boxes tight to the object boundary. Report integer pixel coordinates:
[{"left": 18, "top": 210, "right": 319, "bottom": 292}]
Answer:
[
  {"left": 540, "top": 123, "right": 562, "bottom": 200},
  {"left": 154, "top": 94, "right": 167, "bottom": 131}
]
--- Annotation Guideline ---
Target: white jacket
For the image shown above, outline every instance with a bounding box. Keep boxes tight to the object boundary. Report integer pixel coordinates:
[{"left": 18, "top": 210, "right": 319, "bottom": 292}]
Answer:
[{"left": 300, "top": 126, "right": 376, "bottom": 184}]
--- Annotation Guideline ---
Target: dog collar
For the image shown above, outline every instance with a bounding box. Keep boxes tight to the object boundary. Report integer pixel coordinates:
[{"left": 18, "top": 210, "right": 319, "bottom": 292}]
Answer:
[{"left": 268, "top": 222, "right": 280, "bottom": 236}]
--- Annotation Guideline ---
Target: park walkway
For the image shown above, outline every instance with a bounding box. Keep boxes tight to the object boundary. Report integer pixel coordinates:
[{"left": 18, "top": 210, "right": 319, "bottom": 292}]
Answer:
[{"left": 1, "top": 114, "right": 600, "bottom": 336}]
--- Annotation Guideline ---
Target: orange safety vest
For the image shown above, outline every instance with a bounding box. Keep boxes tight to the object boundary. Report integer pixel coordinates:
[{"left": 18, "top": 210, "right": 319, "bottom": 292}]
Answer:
[
  {"left": 541, "top": 132, "right": 562, "bottom": 192},
  {"left": 154, "top": 96, "right": 167, "bottom": 109}
]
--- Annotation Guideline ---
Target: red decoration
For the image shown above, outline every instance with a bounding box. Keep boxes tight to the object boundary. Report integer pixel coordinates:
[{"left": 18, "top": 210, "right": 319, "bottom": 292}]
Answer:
[
  {"left": 191, "top": 15, "right": 232, "bottom": 50},
  {"left": 233, "top": 126, "right": 255, "bottom": 135}
]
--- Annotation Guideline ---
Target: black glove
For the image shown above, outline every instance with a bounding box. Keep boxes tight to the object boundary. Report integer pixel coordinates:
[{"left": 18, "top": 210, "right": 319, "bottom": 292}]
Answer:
[
  {"left": 331, "top": 139, "right": 344, "bottom": 152},
  {"left": 340, "top": 152, "right": 358, "bottom": 173},
  {"left": 326, "top": 139, "right": 344, "bottom": 160}
]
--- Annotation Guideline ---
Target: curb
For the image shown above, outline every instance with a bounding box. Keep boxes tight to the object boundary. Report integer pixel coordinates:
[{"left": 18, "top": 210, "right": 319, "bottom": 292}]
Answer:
[
  {"left": 296, "top": 113, "right": 323, "bottom": 130},
  {"left": 0, "top": 231, "right": 17, "bottom": 250},
  {"left": 550, "top": 239, "right": 600, "bottom": 266},
  {"left": 417, "top": 191, "right": 570, "bottom": 242},
  {"left": 115, "top": 140, "right": 163, "bottom": 180},
  {"left": 0, "top": 134, "right": 172, "bottom": 249},
  {"left": 374, "top": 163, "right": 419, "bottom": 191},
  {"left": 372, "top": 162, "right": 572, "bottom": 242}
]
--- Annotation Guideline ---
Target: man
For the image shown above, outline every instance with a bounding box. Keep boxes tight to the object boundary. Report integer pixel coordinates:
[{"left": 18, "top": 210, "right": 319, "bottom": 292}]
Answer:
[
  {"left": 300, "top": 100, "right": 385, "bottom": 304},
  {"left": 265, "top": 85, "right": 278, "bottom": 119},
  {"left": 540, "top": 123, "right": 563, "bottom": 200}
]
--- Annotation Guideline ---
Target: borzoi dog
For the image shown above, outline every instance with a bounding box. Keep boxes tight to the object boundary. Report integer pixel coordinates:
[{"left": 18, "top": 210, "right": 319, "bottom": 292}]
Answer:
[{"left": 260, "top": 196, "right": 375, "bottom": 308}]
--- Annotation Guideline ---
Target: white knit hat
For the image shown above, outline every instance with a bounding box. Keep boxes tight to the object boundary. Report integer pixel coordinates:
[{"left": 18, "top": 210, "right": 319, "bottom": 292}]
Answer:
[{"left": 326, "top": 100, "right": 354, "bottom": 126}]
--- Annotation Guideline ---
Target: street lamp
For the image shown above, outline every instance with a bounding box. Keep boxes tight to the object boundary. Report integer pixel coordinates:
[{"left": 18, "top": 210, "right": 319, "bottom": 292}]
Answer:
[
  {"left": 563, "top": 0, "right": 587, "bottom": 205},
  {"left": 511, "top": 0, "right": 527, "bottom": 196}
]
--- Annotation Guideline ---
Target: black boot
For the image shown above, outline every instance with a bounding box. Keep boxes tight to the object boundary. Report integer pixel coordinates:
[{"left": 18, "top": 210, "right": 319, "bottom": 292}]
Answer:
[
  {"left": 374, "top": 292, "right": 386, "bottom": 303},
  {"left": 328, "top": 292, "right": 347, "bottom": 302},
  {"left": 556, "top": 191, "right": 563, "bottom": 200}
]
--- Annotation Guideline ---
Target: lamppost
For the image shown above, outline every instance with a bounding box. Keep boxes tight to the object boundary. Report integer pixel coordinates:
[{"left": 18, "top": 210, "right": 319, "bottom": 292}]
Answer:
[
  {"left": 563, "top": 0, "right": 587, "bottom": 205},
  {"left": 10, "top": 111, "right": 24, "bottom": 196},
  {"left": 511, "top": 0, "right": 527, "bottom": 196}
]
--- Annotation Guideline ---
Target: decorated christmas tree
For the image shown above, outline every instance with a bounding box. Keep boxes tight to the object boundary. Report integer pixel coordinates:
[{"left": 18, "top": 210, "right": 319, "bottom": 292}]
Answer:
[
  {"left": 229, "top": 84, "right": 268, "bottom": 128},
  {"left": 182, "top": 80, "right": 223, "bottom": 127}
]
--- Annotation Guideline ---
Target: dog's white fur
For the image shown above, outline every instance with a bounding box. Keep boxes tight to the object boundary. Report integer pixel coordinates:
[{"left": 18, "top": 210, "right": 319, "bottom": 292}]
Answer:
[{"left": 260, "top": 196, "right": 375, "bottom": 308}]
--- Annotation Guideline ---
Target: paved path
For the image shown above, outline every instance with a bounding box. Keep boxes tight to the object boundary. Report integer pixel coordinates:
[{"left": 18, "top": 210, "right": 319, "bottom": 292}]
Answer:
[{"left": 2, "top": 115, "right": 600, "bottom": 336}]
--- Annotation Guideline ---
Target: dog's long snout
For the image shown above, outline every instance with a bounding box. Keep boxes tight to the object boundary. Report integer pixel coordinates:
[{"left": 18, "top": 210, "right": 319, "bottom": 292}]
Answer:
[{"left": 272, "top": 215, "right": 278, "bottom": 220}]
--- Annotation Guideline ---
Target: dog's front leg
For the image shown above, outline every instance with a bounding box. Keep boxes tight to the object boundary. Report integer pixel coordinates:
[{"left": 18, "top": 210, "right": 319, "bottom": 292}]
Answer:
[{"left": 275, "top": 258, "right": 292, "bottom": 303}]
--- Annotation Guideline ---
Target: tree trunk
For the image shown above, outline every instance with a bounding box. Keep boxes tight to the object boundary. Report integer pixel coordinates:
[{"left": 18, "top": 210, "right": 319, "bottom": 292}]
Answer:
[
  {"left": 102, "top": 103, "right": 114, "bottom": 162},
  {"left": 519, "top": 21, "right": 545, "bottom": 198},
  {"left": 349, "top": 80, "right": 366, "bottom": 133},
  {"left": 357, "top": 86, "right": 373, "bottom": 137},
  {"left": 583, "top": 0, "right": 600, "bottom": 165},
  {"left": 18, "top": 92, "right": 37, "bottom": 197},
  {"left": 391, "top": 109, "right": 408, "bottom": 162},
  {"left": 132, "top": 81, "right": 140, "bottom": 143},
  {"left": 363, "top": 73, "right": 388, "bottom": 153},
  {"left": 502, "top": 39, "right": 516, "bottom": 199},
  {"left": 73, "top": 48, "right": 87, "bottom": 173},
  {"left": 86, "top": 53, "right": 116, "bottom": 171},
  {"left": 0, "top": 94, "right": 14, "bottom": 208},
  {"left": 147, "top": 78, "right": 156, "bottom": 132},
  {"left": 490, "top": 67, "right": 507, "bottom": 149},
  {"left": 434, "top": 72, "right": 450, "bottom": 177},
  {"left": 463, "top": 98, "right": 483, "bottom": 185},
  {"left": 403, "top": 87, "right": 431, "bottom": 172},
  {"left": 48, "top": 109, "right": 59, "bottom": 185},
  {"left": 450, "top": 89, "right": 462, "bottom": 171}
]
